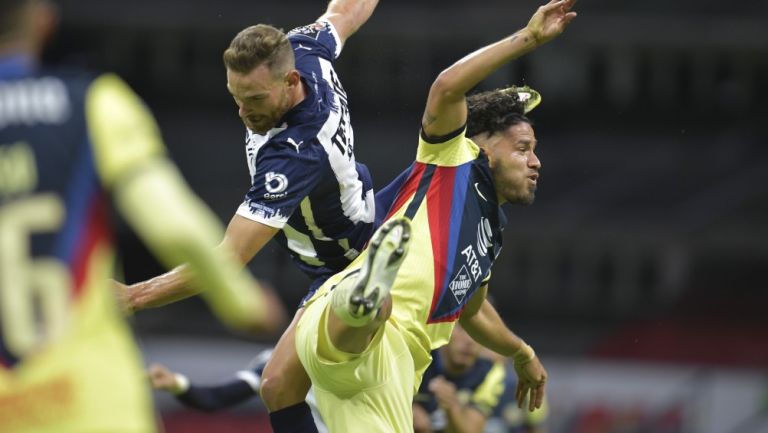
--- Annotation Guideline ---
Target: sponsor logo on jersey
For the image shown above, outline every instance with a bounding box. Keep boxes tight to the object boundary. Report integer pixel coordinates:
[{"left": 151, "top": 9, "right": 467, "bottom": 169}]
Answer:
[
  {"left": 448, "top": 265, "right": 472, "bottom": 304},
  {"left": 473, "top": 182, "right": 488, "bottom": 202},
  {"left": 476, "top": 217, "right": 493, "bottom": 257},
  {"left": 264, "top": 172, "right": 288, "bottom": 199},
  {"left": 461, "top": 244, "right": 482, "bottom": 282}
]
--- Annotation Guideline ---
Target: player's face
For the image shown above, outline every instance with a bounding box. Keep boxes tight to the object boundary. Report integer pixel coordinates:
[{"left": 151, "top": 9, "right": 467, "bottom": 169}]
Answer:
[
  {"left": 443, "top": 326, "right": 482, "bottom": 372},
  {"left": 227, "top": 64, "right": 292, "bottom": 134},
  {"left": 487, "top": 122, "right": 541, "bottom": 205}
]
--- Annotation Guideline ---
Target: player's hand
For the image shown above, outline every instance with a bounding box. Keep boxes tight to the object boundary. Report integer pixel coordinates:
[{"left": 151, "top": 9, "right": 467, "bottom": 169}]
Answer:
[
  {"left": 525, "top": 0, "right": 577, "bottom": 46},
  {"left": 513, "top": 355, "right": 547, "bottom": 412},
  {"left": 147, "top": 363, "right": 182, "bottom": 392},
  {"left": 111, "top": 279, "right": 135, "bottom": 315},
  {"left": 428, "top": 376, "right": 460, "bottom": 411}
]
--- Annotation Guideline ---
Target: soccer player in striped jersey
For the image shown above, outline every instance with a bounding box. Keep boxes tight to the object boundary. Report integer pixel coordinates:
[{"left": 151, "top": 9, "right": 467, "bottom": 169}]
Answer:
[
  {"left": 0, "top": 1, "right": 274, "bottom": 432},
  {"left": 295, "top": 1, "right": 577, "bottom": 432},
  {"left": 115, "top": 1, "right": 381, "bottom": 432}
]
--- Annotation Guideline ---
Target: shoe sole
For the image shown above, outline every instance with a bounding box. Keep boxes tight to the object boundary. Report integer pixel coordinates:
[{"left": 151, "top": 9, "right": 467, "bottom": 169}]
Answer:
[{"left": 332, "top": 217, "right": 411, "bottom": 326}]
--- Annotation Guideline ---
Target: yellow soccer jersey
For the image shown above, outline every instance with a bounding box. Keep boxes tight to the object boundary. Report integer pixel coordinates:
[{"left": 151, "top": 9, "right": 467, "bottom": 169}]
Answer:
[
  {"left": 0, "top": 67, "right": 162, "bottom": 433},
  {"left": 297, "top": 126, "right": 507, "bottom": 433}
]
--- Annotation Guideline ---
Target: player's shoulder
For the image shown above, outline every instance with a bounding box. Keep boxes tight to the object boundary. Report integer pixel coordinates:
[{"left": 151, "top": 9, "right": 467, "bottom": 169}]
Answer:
[
  {"left": 287, "top": 20, "right": 342, "bottom": 60},
  {"left": 288, "top": 21, "right": 331, "bottom": 40},
  {"left": 29, "top": 66, "right": 100, "bottom": 108},
  {"left": 417, "top": 126, "right": 480, "bottom": 167}
]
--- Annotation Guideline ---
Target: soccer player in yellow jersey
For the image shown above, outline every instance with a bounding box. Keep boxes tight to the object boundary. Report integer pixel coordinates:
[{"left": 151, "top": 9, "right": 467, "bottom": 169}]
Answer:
[
  {"left": 0, "top": 1, "right": 276, "bottom": 432},
  {"left": 295, "top": 1, "right": 577, "bottom": 432}
]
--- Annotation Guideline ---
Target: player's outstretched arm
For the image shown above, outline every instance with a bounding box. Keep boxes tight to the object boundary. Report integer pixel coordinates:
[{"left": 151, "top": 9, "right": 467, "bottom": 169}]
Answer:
[
  {"left": 422, "top": 0, "right": 576, "bottom": 138},
  {"left": 319, "top": 0, "right": 379, "bottom": 46},
  {"left": 117, "top": 215, "right": 279, "bottom": 313},
  {"left": 114, "top": 161, "right": 275, "bottom": 331},
  {"left": 459, "top": 287, "right": 547, "bottom": 412},
  {"left": 86, "top": 74, "right": 277, "bottom": 332},
  {"left": 148, "top": 363, "right": 260, "bottom": 412}
]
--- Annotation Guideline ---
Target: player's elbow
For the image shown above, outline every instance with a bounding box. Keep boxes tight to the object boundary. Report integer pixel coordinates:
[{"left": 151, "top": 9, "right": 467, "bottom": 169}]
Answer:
[{"left": 429, "top": 71, "right": 465, "bottom": 104}]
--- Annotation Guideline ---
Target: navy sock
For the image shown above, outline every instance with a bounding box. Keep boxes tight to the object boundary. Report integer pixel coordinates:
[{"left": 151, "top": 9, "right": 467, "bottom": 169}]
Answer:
[{"left": 269, "top": 401, "right": 319, "bottom": 433}]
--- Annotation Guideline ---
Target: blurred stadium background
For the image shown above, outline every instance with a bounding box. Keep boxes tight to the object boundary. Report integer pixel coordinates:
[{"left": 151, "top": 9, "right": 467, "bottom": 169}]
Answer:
[{"left": 51, "top": 0, "right": 768, "bottom": 432}]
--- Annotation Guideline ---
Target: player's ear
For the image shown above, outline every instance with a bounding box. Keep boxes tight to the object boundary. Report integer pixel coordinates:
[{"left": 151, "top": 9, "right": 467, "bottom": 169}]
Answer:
[
  {"left": 475, "top": 135, "right": 496, "bottom": 169},
  {"left": 285, "top": 70, "right": 301, "bottom": 88}
]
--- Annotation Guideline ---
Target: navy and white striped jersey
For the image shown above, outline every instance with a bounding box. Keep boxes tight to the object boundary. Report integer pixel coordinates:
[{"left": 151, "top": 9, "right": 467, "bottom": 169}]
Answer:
[{"left": 234, "top": 21, "right": 375, "bottom": 287}]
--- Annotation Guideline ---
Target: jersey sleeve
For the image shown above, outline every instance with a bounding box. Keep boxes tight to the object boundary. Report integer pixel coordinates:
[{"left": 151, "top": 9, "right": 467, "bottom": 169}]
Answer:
[
  {"left": 84, "top": 73, "right": 165, "bottom": 188},
  {"left": 470, "top": 361, "right": 506, "bottom": 417},
  {"left": 287, "top": 20, "right": 343, "bottom": 61},
  {"left": 416, "top": 126, "right": 481, "bottom": 167},
  {"left": 176, "top": 374, "right": 259, "bottom": 412},
  {"left": 236, "top": 142, "right": 324, "bottom": 228}
]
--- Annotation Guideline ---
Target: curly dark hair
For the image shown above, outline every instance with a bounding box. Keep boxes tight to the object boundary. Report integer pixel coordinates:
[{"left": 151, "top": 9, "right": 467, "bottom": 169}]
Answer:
[{"left": 466, "top": 88, "right": 531, "bottom": 138}]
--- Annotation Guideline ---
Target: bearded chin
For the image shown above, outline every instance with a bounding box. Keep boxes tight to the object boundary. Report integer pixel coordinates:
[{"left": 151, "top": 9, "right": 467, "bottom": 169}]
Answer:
[
  {"left": 521, "top": 192, "right": 535, "bottom": 205},
  {"left": 509, "top": 187, "right": 536, "bottom": 206}
]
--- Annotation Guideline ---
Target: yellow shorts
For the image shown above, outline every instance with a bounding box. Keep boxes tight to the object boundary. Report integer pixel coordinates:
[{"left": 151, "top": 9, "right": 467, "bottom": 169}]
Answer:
[{"left": 296, "top": 291, "right": 416, "bottom": 433}]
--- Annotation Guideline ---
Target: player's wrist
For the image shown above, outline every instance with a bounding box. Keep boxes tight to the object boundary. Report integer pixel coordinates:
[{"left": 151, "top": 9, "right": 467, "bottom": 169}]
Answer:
[
  {"left": 512, "top": 342, "right": 536, "bottom": 365},
  {"left": 125, "top": 282, "right": 147, "bottom": 312},
  {"left": 516, "top": 27, "right": 537, "bottom": 46}
]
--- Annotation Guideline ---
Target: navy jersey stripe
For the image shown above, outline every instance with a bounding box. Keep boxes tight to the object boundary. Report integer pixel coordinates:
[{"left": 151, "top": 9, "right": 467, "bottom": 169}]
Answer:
[{"left": 405, "top": 164, "right": 435, "bottom": 219}]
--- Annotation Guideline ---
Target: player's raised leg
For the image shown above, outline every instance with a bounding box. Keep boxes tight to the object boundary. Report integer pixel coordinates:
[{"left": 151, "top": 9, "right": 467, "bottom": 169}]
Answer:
[{"left": 327, "top": 218, "right": 411, "bottom": 353}]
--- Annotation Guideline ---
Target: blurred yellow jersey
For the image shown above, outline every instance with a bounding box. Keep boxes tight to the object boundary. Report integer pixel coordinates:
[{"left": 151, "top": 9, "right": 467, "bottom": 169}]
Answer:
[
  {"left": 297, "top": 126, "right": 507, "bottom": 433},
  {"left": 1, "top": 61, "right": 163, "bottom": 433}
]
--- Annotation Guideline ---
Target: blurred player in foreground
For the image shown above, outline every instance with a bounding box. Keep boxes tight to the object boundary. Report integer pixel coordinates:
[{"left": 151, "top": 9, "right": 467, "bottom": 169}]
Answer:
[
  {"left": 0, "top": 1, "right": 274, "bottom": 432},
  {"left": 295, "top": 1, "right": 577, "bottom": 432},
  {"left": 115, "top": 2, "right": 381, "bottom": 431}
]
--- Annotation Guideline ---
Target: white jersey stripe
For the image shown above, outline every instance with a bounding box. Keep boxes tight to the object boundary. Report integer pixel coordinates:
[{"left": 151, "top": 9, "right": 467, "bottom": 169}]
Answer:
[{"left": 316, "top": 58, "right": 375, "bottom": 224}]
